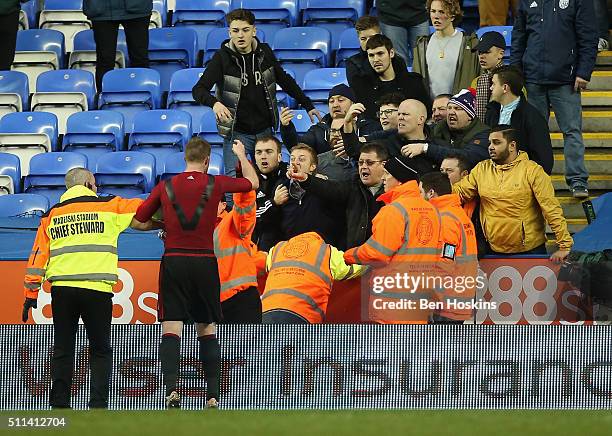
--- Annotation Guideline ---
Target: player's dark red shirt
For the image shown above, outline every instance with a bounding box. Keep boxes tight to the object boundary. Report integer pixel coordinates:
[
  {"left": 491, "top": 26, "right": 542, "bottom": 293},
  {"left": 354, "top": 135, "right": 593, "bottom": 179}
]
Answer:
[{"left": 135, "top": 172, "right": 252, "bottom": 253}]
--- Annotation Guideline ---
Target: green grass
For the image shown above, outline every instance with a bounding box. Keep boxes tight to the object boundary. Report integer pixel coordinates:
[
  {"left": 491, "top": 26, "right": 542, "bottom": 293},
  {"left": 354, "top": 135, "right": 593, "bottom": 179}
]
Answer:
[{"left": 1, "top": 410, "right": 612, "bottom": 435}]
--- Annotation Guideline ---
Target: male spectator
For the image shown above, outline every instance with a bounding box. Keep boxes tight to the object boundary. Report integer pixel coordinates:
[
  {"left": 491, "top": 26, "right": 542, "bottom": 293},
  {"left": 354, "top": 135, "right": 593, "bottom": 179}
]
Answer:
[
  {"left": 453, "top": 126, "right": 573, "bottom": 259},
  {"left": 440, "top": 152, "right": 469, "bottom": 185},
  {"left": 134, "top": 138, "right": 259, "bottom": 409},
  {"left": 280, "top": 84, "right": 377, "bottom": 154},
  {"left": 346, "top": 93, "right": 405, "bottom": 144},
  {"left": 470, "top": 31, "right": 506, "bottom": 121},
  {"left": 351, "top": 34, "right": 431, "bottom": 121},
  {"left": 511, "top": 0, "right": 597, "bottom": 198},
  {"left": 192, "top": 9, "right": 320, "bottom": 179},
  {"left": 22, "top": 168, "right": 156, "bottom": 409},
  {"left": 479, "top": 0, "right": 518, "bottom": 27},
  {"left": 431, "top": 93, "right": 451, "bottom": 124},
  {"left": 420, "top": 172, "right": 477, "bottom": 323},
  {"left": 287, "top": 142, "right": 388, "bottom": 249},
  {"left": 315, "top": 126, "right": 358, "bottom": 182},
  {"left": 84, "top": 0, "right": 152, "bottom": 90},
  {"left": 486, "top": 66, "right": 553, "bottom": 174},
  {"left": 276, "top": 145, "right": 345, "bottom": 249},
  {"left": 377, "top": 0, "right": 430, "bottom": 64},
  {"left": 402, "top": 89, "right": 490, "bottom": 168},
  {"left": 344, "top": 155, "right": 442, "bottom": 324},
  {"left": 0, "top": 0, "right": 21, "bottom": 71},
  {"left": 261, "top": 232, "right": 365, "bottom": 324},
  {"left": 252, "top": 136, "right": 287, "bottom": 252},
  {"left": 413, "top": 0, "right": 480, "bottom": 97}
]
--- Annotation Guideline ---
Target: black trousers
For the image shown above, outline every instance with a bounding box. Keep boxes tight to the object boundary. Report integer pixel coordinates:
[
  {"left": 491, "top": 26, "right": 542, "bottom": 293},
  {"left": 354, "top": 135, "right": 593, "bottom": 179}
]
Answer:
[
  {"left": 91, "top": 15, "right": 150, "bottom": 90},
  {"left": 0, "top": 10, "right": 19, "bottom": 71},
  {"left": 221, "top": 286, "right": 262, "bottom": 324},
  {"left": 262, "top": 309, "right": 310, "bottom": 324},
  {"left": 50, "top": 286, "right": 113, "bottom": 409}
]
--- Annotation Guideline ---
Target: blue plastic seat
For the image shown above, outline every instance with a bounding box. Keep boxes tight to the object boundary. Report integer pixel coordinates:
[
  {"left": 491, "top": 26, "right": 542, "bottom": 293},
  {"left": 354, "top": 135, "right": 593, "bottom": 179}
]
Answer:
[
  {"left": 336, "top": 28, "right": 360, "bottom": 67},
  {"left": 476, "top": 26, "right": 513, "bottom": 57},
  {"left": 303, "top": 68, "right": 347, "bottom": 109},
  {"left": 273, "top": 27, "right": 331, "bottom": 85},
  {"left": 172, "top": 0, "right": 229, "bottom": 54},
  {"left": 160, "top": 152, "right": 186, "bottom": 180},
  {"left": 0, "top": 153, "right": 21, "bottom": 194},
  {"left": 167, "top": 68, "right": 208, "bottom": 123},
  {"left": 24, "top": 151, "right": 87, "bottom": 204},
  {"left": 209, "top": 150, "right": 223, "bottom": 175},
  {"left": 98, "top": 68, "right": 161, "bottom": 133},
  {"left": 197, "top": 108, "right": 223, "bottom": 147},
  {"left": 62, "top": 111, "right": 124, "bottom": 171},
  {"left": 21, "top": 1, "right": 38, "bottom": 30},
  {"left": 128, "top": 109, "right": 192, "bottom": 176},
  {"left": 302, "top": 0, "right": 364, "bottom": 50},
  {"left": 95, "top": 151, "right": 156, "bottom": 197},
  {"left": 290, "top": 109, "right": 313, "bottom": 134},
  {"left": 234, "top": 0, "right": 297, "bottom": 43},
  {"left": 15, "top": 29, "right": 65, "bottom": 68},
  {"left": 0, "top": 71, "right": 30, "bottom": 115},
  {"left": 151, "top": 0, "right": 168, "bottom": 27},
  {"left": 71, "top": 29, "right": 128, "bottom": 71},
  {"left": 148, "top": 28, "right": 199, "bottom": 92},
  {"left": 0, "top": 193, "right": 49, "bottom": 217},
  {"left": 203, "top": 27, "right": 266, "bottom": 64}
]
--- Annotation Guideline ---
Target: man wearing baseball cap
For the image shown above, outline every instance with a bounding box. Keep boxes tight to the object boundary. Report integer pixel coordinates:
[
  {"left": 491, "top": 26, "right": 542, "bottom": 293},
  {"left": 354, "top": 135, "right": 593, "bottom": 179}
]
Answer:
[{"left": 471, "top": 31, "right": 506, "bottom": 121}]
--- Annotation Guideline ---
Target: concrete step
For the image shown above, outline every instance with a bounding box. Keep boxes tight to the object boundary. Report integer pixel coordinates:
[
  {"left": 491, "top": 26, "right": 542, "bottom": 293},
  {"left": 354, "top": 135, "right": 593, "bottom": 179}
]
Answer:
[
  {"left": 589, "top": 71, "right": 612, "bottom": 90},
  {"left": 552, "top": 152, "right": 612, "bottom": 174},
  {"left": 546, "top": 218, "right": 587, "bottom": 236},
  {"left": 549, "top": 111, "right": 612, "bottom": 132},
  {"left": 557, "top": 195, "right": 592, "bottom": 219},
  {"left": 581, "top": 91, "right": 612, "bottom": 106},
  {"left": 552, "top": 174, "right": 612, "bottom": 191},
  {"left": 551, "top": 132, "right": 612, "bottom": 148},
  {"left": 596, "top": 50, "right": 612, "bottom": 66}
]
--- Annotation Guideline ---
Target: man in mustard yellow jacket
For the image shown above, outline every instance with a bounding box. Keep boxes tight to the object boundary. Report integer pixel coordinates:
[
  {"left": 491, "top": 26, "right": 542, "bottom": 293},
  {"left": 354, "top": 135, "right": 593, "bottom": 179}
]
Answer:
[{"left": 453, "top": 125, "right": 573, "bottom": 262}]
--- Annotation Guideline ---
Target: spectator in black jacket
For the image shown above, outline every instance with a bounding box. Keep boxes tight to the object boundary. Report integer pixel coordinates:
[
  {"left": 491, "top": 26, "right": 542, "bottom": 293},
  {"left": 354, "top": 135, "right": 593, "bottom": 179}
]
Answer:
[
  {"left": 288, "top": 143, "right": 388, "bottom": 249},
  {"left": 192, "top": 9, "right": 320, "bottom": 181},
  {"left": 252, "top": 136, "right": 287, "bottom": 252},
  {"left": 280, "top": 84, "right": 379, "bottom": 154},
  {"left": 485, "top": 66, "right": 553, "bottom": 175},
  {"left": 351, "top": 34, "right": 432, "bottom": 122}
]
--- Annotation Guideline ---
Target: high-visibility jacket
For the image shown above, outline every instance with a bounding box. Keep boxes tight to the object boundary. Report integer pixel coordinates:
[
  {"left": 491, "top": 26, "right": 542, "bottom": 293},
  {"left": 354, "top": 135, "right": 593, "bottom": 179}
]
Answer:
[
  {"left": 262, "top": 232, "right": 364, "bottom": 323},
  {"left": 24, "top": 185, "right": 142, "bottom": 298},
  {"left": 344, "top": 181, "right": 442, "bottom": 324},
  {"left": 429, "top": 193, "right": 478, "bottom": 321},
  {"left": 213, "top": 190, "right": 259, "bottom": 302},
  {"left": 463, "top": 198, "right": 477, "bottom": 219}
]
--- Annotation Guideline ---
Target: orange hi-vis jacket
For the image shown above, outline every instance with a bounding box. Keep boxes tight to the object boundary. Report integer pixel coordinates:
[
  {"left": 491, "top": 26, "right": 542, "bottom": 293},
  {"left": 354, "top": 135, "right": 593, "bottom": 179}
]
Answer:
[
  {"left": 344, "top": 181, "right": 442, "bottom": 324},
  {"left": 429, "top": 193, "right": 478, "bottom": 321},
  {"left": 23, "top": 185, "right": 142, "bottom": 299},
  {"left": 213, "top": 190, "right": 259, "bottom": 303},
  {"left": 262, "top": 232, "right": 364, "bottom": 323}
]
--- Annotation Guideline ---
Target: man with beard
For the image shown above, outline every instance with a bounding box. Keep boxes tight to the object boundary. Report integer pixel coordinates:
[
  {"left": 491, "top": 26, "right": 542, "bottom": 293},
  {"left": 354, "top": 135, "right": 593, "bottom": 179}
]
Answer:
[{"left": 453, "top": 125, "right": 572, "bottom": 259}]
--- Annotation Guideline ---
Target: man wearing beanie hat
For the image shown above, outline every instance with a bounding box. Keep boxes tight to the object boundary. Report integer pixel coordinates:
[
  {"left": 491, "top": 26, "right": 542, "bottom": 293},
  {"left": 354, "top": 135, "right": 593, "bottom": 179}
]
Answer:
[
  {"left": 344, "top": 154, "right": 442, "bottom": 324},
  {"left": 280, "top": 84, "right": 379, "bottom": 156},
  {"left": 403, "top": 88, "right": 490, "bottom": 169}
]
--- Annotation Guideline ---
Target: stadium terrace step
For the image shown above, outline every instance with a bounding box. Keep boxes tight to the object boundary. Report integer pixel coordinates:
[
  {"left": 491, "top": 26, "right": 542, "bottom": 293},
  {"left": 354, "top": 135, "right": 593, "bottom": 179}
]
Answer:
[
  {"left": 581, "top": 91, "right": 612, "bottom": 106},
  {"left": 596, "top": 50, "right": 612, "bottom": 66},
  {"left": 550, "top": 132, "right": 612, "bottom": 148},
  {"left": 552, "top": 174, "right": 612, "bottom": 191},
  {"left": 549, "top": 111, "right": 612, "bottom": 133},
  {"left": 552, "top": 152, "right": 612, "bottom": 174},
  {"left": 546, "top": 218, "right": 587, "bottom": 236},
  {"left": 557, "top": 195, "right": 595, "bottom": 220},
  {"left": 589, "top": 71, "right": 612, "bottom": 90}
]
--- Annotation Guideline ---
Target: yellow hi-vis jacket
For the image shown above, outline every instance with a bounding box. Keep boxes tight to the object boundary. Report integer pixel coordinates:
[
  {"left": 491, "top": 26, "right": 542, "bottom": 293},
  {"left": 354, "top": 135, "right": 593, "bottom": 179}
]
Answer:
[{"left": 23, "top": 185, "right": 142, "bottom": 298}]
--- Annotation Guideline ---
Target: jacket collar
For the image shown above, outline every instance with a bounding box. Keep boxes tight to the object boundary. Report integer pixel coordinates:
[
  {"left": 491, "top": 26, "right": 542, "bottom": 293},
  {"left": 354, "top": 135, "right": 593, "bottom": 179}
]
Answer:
[
  {"left": 60, "top": 185, "right": 97, "bottom": 202},
  {"left": 493, "top": 151, "right": 528, "bottom": 170},
  {"left": 377, "top": 180, "right": 421, "bottom": 204},
  {"left": 224, "top": 37, "right": 261, "bottom": 56},
  {"left": 429, "top": 193, "right": 461, "bottom": 209}
]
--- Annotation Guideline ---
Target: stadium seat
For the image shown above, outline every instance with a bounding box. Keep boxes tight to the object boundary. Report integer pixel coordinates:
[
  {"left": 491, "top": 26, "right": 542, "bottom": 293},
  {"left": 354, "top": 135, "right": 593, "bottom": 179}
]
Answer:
[
  {"left": 273, "top": 27, "right": 331, "bottom": 85},
  {"left": 31, "top": 69, "right": 95, "bottom": 134},
  {"left": 95, "top": 151, "right": 156, "bottom": 197},
  {"left": 12, "top": 29, "right": 65, "bottom": 92},
  {"left": 98, "top": 68, "right": 161, "bottom": 133},
  {"left": 0, "top": 111, "right": 58, "bottom": 175},
  {"left": 197, "top": 108, "right": 223, "bottom": 147},
  {"left": 336, "top": 28, "right": 359, "bottom": 67},
  {"left": 160, "top": 152, "right": 186, "bottom": 180},
  {"left": 21, "top": 0, "right": 37, "bottom": 30},
  {"left": 476, "top": 26, "right": 513, "bottom": 57},
  {"left": 203, "top": 27, "right": 266, "bottom": 64},
  {"left": 23, "top": 151, "right": 87, "bottom": 204},
  {"left": 167, "top": 68, "right": 209, "bottom": 123},
  {"left": 302, "top": 0, "right": 364, "bottom": 50},
  {"left": 289, "top": 109, "right": 313, "bottom": 134},
  {"left": 70, "top": 29, "right": 128, "bottom": 74},
  {"left": 0, "top": 153, "right": 21, "bottom": 195},
  {"left": 209, "top": 150, "right": 223, "bottom": 175},
  {"left": 62, "top": 110, "right": 124, "bottom": 171},
  {"left": 148, "top": 28, "right": 199, "bottom": 92},
  {"left": 39, "top": 0, "right": 91, "bottom": 53},
  {"left": 0, "top": 71, "right": 30, "bottom": 118},
  {"left": 303, "top": 68, "right": 347, "bottom": 114},
  {"left": 19, "top": 10, "right": 29, "bottom": 30},
  {"left": 128, "top": 109, "right": 192, "bottom": 176},
  {"left": 0, "top": 193, "right": 49, "bottom": 217},
  {"left": 151, "top": 0, "right": 168, "bottom": 28},
  {"left": 234, "top": 0, "right": 297, "bottom": 44},
  {"left": 172, "top": 0, "right": 229, "bottom": 54},
  {"left": 276, "top": 67, "right": 296, "bottom": 110}
]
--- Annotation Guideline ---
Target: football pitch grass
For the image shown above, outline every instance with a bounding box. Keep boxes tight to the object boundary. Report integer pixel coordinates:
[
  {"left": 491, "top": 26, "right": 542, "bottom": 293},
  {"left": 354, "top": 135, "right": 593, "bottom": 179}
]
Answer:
[{"left": 1, "top": 410, "right": 612, "bottom": 435}]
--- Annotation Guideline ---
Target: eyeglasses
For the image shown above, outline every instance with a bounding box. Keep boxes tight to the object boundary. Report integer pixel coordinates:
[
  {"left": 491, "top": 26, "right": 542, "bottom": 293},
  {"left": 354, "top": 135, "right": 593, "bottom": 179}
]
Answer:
[
  {"left": 358, "top": 159, "right": 384, "bottom": 167},
  {"left": 376, "top": 108, "right": 398, "bottom": 118}
]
